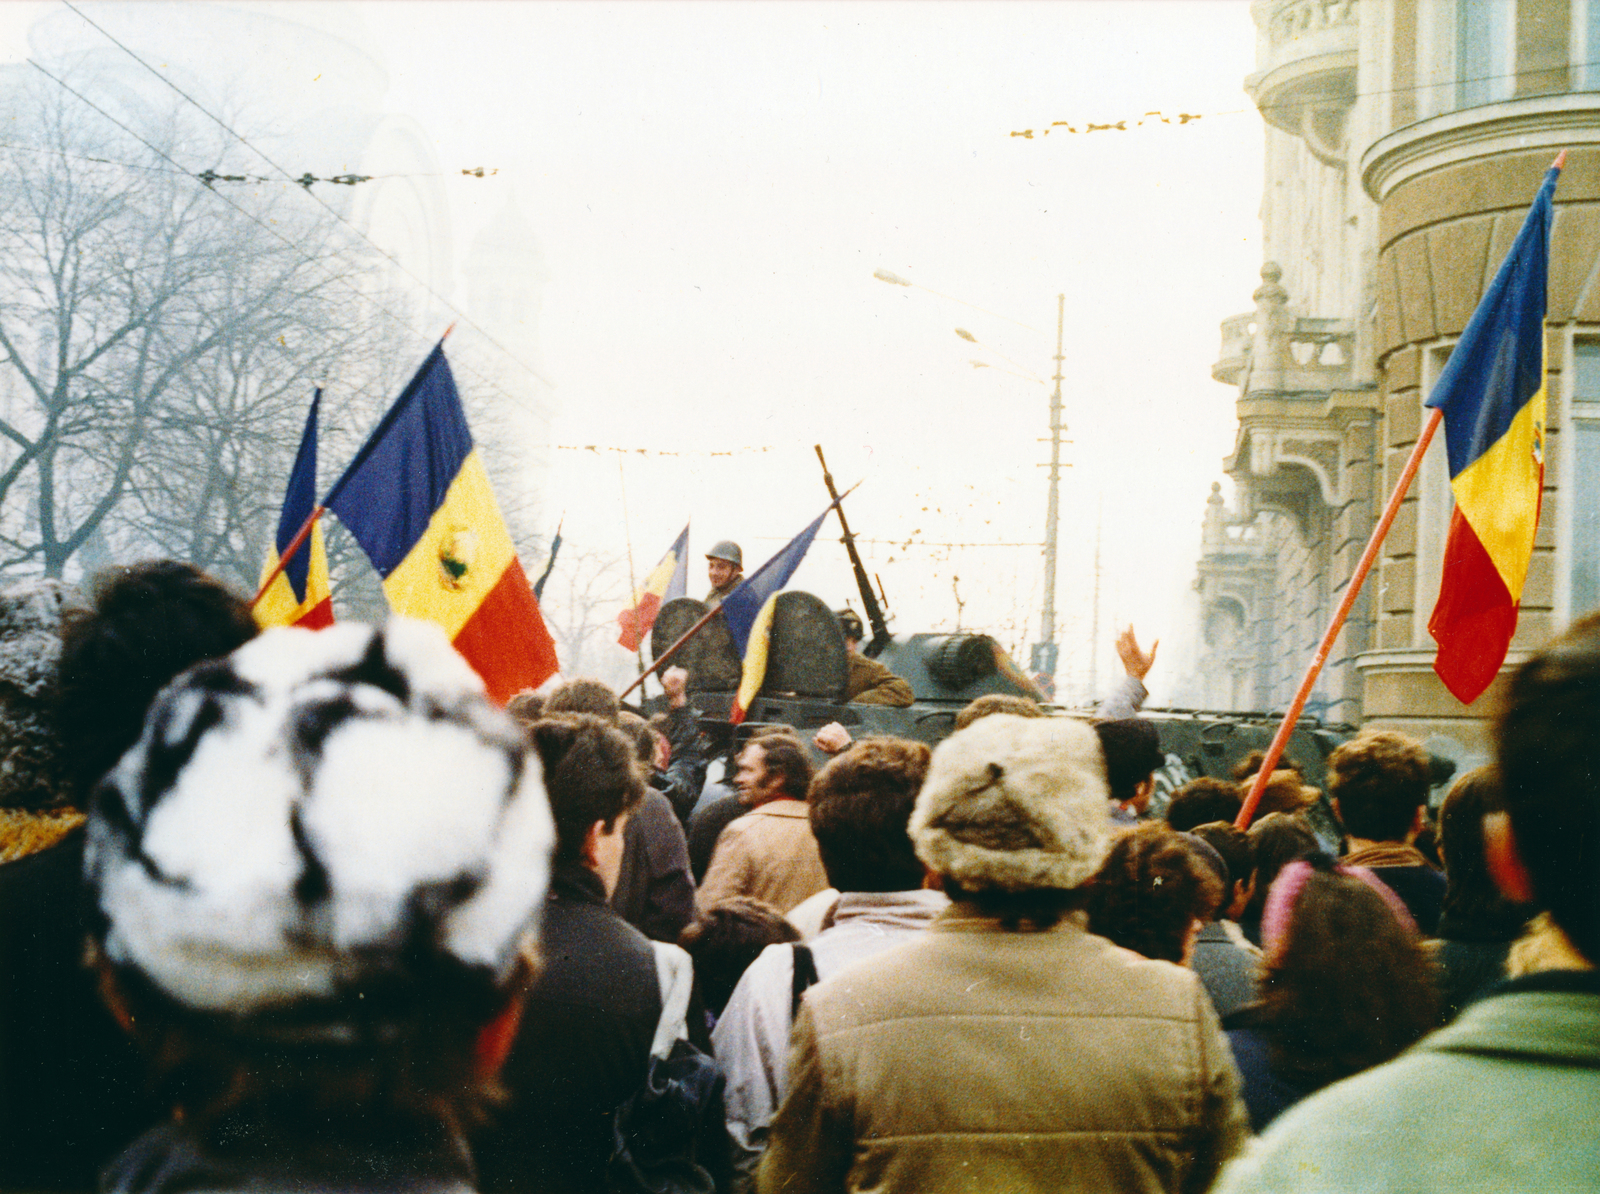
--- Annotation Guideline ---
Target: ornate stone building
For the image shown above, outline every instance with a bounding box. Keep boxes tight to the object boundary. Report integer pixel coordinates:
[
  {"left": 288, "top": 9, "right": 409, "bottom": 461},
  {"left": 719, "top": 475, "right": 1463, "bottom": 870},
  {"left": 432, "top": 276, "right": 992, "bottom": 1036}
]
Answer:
[{"left": 1192, "top": 0, "right": 1600, "bottom": 771}]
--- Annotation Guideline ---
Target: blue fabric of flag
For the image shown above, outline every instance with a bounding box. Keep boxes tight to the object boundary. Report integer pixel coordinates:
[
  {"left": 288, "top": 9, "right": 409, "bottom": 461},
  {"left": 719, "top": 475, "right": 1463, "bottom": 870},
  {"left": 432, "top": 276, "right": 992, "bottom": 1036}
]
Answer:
[
  {"left": 718, "top": 508, "right": 830, "bottom": 654},
  {"left": 1426, "top": 165, "right": 1557, "bottom": 478},
  {"left": 325, "top": 345, "right": 473, "bottom": 577},
  {"left": 276, "top": 390, "right": 320, "bottom": 602},
  {"left": 666, "top": 525, "right": 689, "bottom": 601}
]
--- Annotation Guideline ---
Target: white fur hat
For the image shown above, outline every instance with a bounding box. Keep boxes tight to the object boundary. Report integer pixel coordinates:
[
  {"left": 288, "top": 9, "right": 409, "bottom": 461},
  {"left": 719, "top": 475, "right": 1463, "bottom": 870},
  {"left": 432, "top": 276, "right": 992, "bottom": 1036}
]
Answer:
[
  {"left": 85, "top": 618, "right": 554, "bottom": 1025},
  {"left": 909, "top": 713, "right": 1110, "bottom": 892}
]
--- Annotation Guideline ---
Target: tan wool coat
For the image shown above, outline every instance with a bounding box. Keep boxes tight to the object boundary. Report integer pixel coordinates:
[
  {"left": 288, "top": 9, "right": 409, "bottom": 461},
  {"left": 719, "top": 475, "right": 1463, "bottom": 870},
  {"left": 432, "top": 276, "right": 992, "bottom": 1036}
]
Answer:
[
  {"left": 759, "top": 906, "right": 1250, "bottom": 1194},
  {"left": 696, "top": 799, "right": 829, "bottom": 914}
]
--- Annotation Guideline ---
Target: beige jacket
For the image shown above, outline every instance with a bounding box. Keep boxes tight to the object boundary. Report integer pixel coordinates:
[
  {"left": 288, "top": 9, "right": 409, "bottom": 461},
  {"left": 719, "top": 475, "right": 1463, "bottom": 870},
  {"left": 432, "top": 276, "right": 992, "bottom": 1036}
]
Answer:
[
  {"left": 697, "top": 799, "right": 828, "bottom": 914},
  {"left": 759, "top": 907, "right": 1249, "bottom": 1194}
]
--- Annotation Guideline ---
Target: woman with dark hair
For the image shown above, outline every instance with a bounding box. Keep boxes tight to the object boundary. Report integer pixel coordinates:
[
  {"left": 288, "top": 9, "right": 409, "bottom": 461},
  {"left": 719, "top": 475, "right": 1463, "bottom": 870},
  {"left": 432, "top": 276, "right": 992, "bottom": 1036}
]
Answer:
[
  {"left": 1433, "top": 766, "right": 1534, "bottom": 1020},
  {"left": 1085, "top": 823, "right": 1224, "bottom": 964},
  {"left": 1223, "top": 855, "right": 1439, "bottom": 1131},
  {"left": 1238, "top": 812, "right": 1320, "bottom": 946}
]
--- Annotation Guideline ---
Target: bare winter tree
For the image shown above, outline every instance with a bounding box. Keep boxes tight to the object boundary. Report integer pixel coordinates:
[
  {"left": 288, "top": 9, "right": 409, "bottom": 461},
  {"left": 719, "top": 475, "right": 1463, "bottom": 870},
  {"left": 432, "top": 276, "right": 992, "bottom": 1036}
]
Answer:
[
  {"left": 539, "top": 544, "right": 637, "bottom": 689},
  {"left": 0, "top": 76, "right": 411, "bottom": 587}
]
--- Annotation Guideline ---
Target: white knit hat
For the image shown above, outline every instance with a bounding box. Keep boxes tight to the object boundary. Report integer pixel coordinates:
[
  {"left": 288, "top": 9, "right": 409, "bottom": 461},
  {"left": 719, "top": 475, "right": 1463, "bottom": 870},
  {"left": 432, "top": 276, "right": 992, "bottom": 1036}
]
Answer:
[
  {"left": 909, "top": 713, "right": 1111, "bottom": 892},
  {"left": 85, "top": 618, "right": 554, "bottom": 1024}
]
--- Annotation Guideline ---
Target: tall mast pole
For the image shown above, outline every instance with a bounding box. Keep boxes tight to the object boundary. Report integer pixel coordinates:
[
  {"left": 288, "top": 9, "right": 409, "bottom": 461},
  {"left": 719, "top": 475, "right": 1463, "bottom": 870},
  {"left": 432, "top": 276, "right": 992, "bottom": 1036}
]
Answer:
[{"left": 1041, "top": 294, "right": 1065, "bottom": 650}]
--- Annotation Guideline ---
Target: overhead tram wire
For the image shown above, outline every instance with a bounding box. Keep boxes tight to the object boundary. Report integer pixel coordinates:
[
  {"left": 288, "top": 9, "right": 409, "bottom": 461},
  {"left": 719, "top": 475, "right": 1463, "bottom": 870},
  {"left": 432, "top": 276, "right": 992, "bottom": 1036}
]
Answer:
[
  {"left": 25, "top": 58, "right": 548, "bottom": 438},
  {"left": 58, "top": 0, "right": 555, "bottom": 396}
]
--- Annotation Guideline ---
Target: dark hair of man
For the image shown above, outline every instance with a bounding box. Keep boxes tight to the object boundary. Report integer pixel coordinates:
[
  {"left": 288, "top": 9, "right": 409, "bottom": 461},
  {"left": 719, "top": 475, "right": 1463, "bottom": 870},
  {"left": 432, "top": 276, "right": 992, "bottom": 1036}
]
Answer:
[
  {"left": 55, "top": 560, "right": 257, "bottom": 806},
  {"left": 943, "top": 883, "right": 1085, "bottom": 931},
  {"left": 954, "top": 693, "right": 1043, "bottom": 732},
  {"left": 529, "top": 714, "right": 646, "bottom": 861},
  {"left": 808, "top": 738, "right": 930, "bottom": 892},
  {"left": 1085, "top": 824, "right": 1223, "bottom": 963},
  {"left": 505, "top": 690, "right": 545, "bottom": 727},
  {"left": 1327, "top": 729, "right": 1431, "bottom": 842},
  {"left": 1242, "top": 812, "right": 1319, "bottom": 926},
  {"left": 750, "top": 734, "right": 813, "bottom": 802},
  {"left": 1493, "top": 612, "right": 1600, "bottom": 962},
  {"left": 1165, "top": 777, "right": 1243, "bottom": 833},
  {"left": 543, "top": 677, "right": 622, "bottom": 723},
  {"left": 678, "top": 897, "right": 800, "bottom": 1017},
  {"left": 1258, "top": 857, "right": 1438, "bottom": 1090},
  {"left": 1188, "top": 821, "right": 1251, "bottom": 892},
  {"left": 1437, "top": 765, "right": 1530, "bottom": 936},
  {"left": 1231, "top": 750, "right": 1304, "bottom": 783},
  {"left": 1094, "top": 718, "right": 1163, "bottom": 804},
  {"left": 617, "top": 710, "right": 656, "bottom": 764}
]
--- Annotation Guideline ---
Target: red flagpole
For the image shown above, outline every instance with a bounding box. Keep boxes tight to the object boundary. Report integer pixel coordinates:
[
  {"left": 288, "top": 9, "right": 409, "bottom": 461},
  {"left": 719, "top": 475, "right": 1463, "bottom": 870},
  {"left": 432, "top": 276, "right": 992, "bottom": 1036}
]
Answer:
[
  {"left": 251, "top": 506, "right": 326, "bottom": 609},
  {"left": 1235, "top": 407, "right": 1444, "bottom": 829}
]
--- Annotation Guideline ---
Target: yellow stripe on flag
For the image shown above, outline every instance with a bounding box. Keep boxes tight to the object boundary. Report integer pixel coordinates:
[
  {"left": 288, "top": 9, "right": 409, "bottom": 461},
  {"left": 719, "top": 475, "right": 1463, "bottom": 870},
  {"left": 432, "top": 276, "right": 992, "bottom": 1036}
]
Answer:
[
  {"left": 255, "top": 521, "right": 332, "bottom": 629},
  {"left": 1450, "top": 384, "right": 1545, "bottom": 602},
  {"left": 632, "top": 547, "right": 680, "bottom": 605},
  {"left": 734, "top": 594, "right": 781, "bottom": 714},
  {"left": 382, "top": 450, "right": 517, "bottom": 639}
]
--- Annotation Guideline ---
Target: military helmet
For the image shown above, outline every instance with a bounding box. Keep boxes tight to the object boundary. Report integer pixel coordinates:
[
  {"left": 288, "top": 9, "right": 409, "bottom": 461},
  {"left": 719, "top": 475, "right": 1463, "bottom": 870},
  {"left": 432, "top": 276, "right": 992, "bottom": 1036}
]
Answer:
[
  {"left": 705, "top": 540, "right": 743, "bottom": 568},
  {"left": 836, "top": 608, "right": 865, "bottom": 642}
]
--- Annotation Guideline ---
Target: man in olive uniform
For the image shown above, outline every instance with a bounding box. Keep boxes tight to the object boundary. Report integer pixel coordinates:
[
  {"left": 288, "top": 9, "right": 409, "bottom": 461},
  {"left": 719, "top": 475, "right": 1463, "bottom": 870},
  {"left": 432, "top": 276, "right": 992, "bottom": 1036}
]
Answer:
[
  {"left": 838, "top": 609, "right": 913, "bottom": 707},
  {"left": 705, "top": 540, "right": 744, "bottom": 608}
]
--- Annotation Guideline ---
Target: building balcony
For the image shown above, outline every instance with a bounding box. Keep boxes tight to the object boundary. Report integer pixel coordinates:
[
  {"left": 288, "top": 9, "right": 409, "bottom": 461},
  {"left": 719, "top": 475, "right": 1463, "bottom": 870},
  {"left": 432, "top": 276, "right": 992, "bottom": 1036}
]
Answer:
[
  {"left": 1362, "top": 91, "right": 1600, "bottom": 202},
  {"left": 1246, "top": 0, "right": 1359, "bottom": 164}
]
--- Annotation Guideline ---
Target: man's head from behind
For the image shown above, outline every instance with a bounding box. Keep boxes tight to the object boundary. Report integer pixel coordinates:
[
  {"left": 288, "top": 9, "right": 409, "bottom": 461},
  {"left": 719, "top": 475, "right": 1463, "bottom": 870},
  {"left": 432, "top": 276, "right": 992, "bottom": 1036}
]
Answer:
[
  {"left": 809, "top": 737, "right": 931, "bottom": 893},
  {"left": 543, "top": 677, "right": 621, "bottom": 723},
  {"left": 1327, "top": 728, "right": 1431, "bottom": 843},
  {"left": 733, "top": 733, "right": 812, "bottom": 806},
  {"left": 57, "top": 560, "right": 258, "bottom": 806},
  {"left": 84, "top": 619, "right": 553, "bottom": 1129},
  {"left": 910, "top": 713, "right": 1110, "bottom": 898},
  {"left": 1094, "top": 717, "right": 1164, "bottom": 811},
  {"left": 529, "top": 713, "right": 646, "bottom": 869},
  {"left": 1493, "top": 614, "right": 1600, "bottom": 965}
]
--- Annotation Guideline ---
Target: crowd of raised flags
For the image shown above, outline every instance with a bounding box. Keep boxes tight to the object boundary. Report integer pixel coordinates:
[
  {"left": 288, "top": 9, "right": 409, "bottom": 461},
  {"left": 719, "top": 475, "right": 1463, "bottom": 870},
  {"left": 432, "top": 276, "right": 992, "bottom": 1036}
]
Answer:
[{"left": 256, "top": 161, "right": 1561, "bottom": 724}]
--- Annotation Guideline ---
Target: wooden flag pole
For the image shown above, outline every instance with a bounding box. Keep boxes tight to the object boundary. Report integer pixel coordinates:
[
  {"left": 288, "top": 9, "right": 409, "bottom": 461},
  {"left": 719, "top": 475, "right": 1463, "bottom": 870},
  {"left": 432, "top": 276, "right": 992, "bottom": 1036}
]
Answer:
[
  {"left": 1235, "top": 407, "right": 1444, "bottom": 830},
  {"left": 250, "top": 505, "right": 326, "bottom": 608}
]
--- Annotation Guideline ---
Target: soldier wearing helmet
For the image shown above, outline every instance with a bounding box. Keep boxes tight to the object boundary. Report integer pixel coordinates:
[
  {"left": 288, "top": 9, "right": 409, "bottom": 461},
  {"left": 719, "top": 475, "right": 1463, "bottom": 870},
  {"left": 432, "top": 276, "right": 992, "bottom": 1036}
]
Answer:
[
  {"left": 705, "top": 540, "right": 744, "bottom": 608},
  {"left": 837, "top": 607, "right": 914, "bottom": 708}
]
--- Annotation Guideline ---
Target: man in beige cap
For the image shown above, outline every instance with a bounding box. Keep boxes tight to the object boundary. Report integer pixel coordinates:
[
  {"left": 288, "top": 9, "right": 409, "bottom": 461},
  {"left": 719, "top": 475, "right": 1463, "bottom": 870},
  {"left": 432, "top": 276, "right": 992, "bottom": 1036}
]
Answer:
[{"left": 759, "top": 713, "right": 1248, "bottom": 1194}]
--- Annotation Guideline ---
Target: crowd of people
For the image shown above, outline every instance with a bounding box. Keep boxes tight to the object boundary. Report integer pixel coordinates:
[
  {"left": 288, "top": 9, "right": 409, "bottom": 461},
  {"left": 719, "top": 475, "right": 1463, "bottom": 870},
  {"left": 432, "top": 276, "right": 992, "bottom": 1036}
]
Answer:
[{"left": 0, "top": 550, "right": 1596, "bottom": 1193}]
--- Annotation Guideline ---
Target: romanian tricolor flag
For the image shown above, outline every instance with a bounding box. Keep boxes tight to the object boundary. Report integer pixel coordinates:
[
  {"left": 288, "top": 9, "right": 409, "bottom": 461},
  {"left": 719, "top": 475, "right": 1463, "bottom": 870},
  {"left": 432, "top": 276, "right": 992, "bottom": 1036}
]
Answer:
[
  {"left": 618, "top": 524, "right": 689, "bottom": 651},
  {"left": 1426, "top": 161, "right": 1560, "bottom": 704},
  {"left": 255, "top": 390, "right": 333, "bottom": 630},
  {"left": 325, "top": 344, "right": 559, "bottom": 704},
  {"left": 724, "top": 507, "right": 831, "bottom": 724}
]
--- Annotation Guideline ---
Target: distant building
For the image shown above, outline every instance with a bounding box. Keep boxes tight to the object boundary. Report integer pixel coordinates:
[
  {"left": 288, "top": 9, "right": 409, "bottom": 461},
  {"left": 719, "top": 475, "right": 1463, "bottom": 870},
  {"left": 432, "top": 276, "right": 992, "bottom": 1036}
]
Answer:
[{"left": 1190, "top": 0, "right": 1600, "bottom": 771}]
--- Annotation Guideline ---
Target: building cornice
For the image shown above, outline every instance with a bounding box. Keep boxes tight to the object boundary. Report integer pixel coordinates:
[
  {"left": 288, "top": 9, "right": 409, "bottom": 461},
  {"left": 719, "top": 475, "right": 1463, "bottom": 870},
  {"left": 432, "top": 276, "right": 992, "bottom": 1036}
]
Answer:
[{"left": 1361, "top": 93, "right": 1600, "bottom": 203}]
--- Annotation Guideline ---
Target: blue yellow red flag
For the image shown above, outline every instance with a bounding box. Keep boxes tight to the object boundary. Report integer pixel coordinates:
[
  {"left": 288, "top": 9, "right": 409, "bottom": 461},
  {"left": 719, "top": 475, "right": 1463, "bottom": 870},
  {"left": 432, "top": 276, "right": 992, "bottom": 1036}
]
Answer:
[
  {"left": 324, "top": 344, "right": 559, "bottom": 703},
  {"left": 618, "top": 524, "right": 689, "bottom": 651},
  {"left": 722, "top": 506, "right": 832, "bottom": 724},
  {"left": 256, "top": 390, "right": 333, "bottom": 630},
  {"left": 1425, "top": 161, "right": 1559, "bottom": 703}
]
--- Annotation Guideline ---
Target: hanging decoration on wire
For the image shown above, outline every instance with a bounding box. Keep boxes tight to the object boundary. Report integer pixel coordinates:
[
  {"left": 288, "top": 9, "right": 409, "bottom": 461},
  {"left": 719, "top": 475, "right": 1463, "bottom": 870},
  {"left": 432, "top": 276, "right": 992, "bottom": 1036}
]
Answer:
[{"left": 1010, "top": 110, "right": 1212, "bottom": 139}]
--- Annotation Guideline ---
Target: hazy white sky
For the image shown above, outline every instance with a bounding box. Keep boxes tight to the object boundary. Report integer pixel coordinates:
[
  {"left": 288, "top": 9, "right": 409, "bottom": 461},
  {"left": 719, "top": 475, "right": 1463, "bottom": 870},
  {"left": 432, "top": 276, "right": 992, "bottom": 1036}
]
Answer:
[{"left": 3, "top": 1, "right": 1266, "bottom": 700}]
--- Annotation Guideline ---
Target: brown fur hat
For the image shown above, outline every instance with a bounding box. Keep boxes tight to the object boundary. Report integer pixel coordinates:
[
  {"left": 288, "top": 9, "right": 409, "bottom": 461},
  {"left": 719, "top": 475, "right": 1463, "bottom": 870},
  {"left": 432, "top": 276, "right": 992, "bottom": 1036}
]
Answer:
[{"left": 909, "top": 713, "right": 1110, "bottom": 893}]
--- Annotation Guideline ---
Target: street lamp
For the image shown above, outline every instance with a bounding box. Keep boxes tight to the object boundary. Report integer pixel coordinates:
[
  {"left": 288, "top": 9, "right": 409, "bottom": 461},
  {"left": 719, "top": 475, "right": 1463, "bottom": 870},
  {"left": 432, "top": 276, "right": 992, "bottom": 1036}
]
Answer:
[{"left": 872, "top": 268, "right": 1067, "bottom": 696}]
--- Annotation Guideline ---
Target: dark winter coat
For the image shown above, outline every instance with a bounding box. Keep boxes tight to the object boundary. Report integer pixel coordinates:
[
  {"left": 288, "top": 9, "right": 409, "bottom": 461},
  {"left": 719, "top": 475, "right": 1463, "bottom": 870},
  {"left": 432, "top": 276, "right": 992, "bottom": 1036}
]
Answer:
[
  {"left": 611, "top": 789, "right": 696, "bottom": 943},
  {"left": 0, "top": 824, "right": 163, "bottom": 1192},
  {"left": 475, "top": 862, "right": 662, "bottom": 1194}
]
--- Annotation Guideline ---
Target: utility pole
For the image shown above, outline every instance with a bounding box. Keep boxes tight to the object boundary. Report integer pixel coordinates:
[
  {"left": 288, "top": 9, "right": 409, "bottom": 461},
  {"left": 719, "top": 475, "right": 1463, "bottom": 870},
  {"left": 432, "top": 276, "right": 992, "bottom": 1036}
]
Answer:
[{"left": 1029, "top": 295, "right": 1066, "bottom": 695}]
